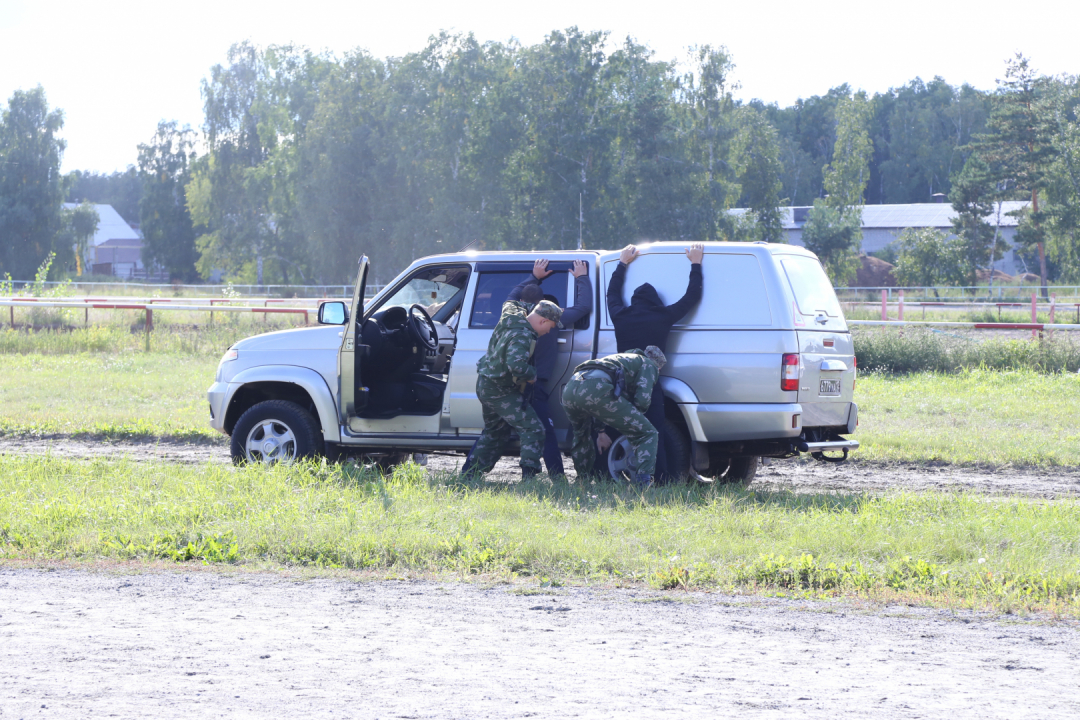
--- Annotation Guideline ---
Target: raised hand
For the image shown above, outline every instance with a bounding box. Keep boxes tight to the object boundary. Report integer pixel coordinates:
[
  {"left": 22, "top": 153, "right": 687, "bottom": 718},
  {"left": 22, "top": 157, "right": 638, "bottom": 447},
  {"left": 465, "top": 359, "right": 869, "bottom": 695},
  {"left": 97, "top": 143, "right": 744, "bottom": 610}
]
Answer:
[
  {"left": 686, "top": 243, "right": 705, "bottom": 265},
  {"left": 619, "top": 245, "right": 639, "bottom": 265},
  {"left": 571, "top": 260, "right": 588, "bottom": 277},
  {"left": 532, "top": 258, "right": 554, "bottom": 280}
]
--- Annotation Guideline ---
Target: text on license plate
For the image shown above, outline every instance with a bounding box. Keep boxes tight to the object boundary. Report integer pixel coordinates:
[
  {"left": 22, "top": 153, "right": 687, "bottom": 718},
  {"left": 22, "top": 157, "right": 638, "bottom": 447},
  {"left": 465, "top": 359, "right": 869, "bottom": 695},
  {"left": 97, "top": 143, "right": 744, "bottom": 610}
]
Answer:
[{"left": 819, "top": 378, "right": 841, "bottom": 395}]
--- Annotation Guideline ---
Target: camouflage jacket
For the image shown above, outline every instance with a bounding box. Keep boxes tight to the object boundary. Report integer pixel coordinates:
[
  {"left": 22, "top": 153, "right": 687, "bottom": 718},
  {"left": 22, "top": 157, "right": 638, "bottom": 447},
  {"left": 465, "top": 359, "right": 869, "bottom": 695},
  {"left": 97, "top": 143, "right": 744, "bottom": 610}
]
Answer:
[
  {"left": 476, "top": 301, "right": 538, "bottom": 391},
  {"left": 574, "top": 349, "right": 658, "bottom": 414}
]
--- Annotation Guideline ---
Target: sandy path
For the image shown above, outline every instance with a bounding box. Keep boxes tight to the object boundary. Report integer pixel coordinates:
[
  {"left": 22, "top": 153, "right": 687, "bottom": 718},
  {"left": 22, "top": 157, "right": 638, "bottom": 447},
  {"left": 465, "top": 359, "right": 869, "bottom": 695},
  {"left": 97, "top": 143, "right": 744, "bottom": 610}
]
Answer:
[
  {"left": 1, "top": 569, "right": 1077, "bottom": 719},
  {"left": 2, "top": 435, "right": 1079, "bottom": 497}
]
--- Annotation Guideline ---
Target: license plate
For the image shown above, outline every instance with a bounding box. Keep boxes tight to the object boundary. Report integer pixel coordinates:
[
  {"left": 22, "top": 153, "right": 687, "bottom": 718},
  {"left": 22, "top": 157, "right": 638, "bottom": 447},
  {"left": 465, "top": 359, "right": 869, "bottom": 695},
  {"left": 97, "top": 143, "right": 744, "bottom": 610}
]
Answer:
[{"left": 819, "top": 378, "right": 841, "bottom": 396}]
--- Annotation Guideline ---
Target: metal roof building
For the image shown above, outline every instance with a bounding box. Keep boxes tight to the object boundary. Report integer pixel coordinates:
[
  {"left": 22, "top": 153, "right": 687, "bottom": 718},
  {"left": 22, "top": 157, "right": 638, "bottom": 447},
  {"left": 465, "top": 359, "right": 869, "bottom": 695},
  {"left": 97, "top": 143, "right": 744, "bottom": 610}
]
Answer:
[{"left": 733, "top": 202, "right": 1031, "bottom": 275}]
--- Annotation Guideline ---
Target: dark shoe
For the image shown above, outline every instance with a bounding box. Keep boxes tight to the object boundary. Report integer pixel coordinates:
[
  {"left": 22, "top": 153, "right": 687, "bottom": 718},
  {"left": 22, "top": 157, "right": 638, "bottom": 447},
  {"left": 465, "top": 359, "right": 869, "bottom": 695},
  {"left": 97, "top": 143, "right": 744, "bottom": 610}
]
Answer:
[
  {"left": 634, "top": 473, "right": 654, "bottom": 490},
  {"left": 522, "top": 466, "right": 541, "bottom": 481}
]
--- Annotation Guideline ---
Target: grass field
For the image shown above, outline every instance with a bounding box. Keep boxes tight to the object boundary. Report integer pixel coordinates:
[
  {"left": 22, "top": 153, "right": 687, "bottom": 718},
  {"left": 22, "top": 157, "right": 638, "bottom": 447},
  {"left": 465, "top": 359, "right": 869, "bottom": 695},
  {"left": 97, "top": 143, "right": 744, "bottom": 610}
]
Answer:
[
  {"left": 2, "top": 455, "right": 1077, "bottom": 614},
  {"left": 1, "top": 351, "right": 1077, "bottom": 467}
]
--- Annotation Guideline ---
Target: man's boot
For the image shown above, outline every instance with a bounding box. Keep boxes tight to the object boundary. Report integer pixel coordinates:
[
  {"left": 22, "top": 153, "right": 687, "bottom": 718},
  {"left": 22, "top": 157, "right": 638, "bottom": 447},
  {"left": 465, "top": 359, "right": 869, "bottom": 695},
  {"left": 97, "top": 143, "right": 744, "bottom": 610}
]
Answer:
[{"left": 634, "top": 473, "right": 654, "bottom": 490}]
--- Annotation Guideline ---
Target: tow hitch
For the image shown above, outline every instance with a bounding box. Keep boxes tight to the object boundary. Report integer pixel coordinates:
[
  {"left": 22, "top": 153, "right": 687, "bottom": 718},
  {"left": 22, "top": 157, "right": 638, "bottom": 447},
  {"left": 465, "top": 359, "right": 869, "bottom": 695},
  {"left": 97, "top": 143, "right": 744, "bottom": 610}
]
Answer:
[{"left": 795, "top": 434, "right": 859, "bottom": 463}]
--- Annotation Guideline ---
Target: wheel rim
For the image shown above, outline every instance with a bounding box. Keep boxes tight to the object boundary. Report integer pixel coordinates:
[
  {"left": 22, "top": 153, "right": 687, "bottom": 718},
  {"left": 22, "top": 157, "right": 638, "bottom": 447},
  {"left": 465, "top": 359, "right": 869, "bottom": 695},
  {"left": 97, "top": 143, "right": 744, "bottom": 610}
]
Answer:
[
  {"left": 244, "top": 419, "right": 298, "bottom": 464},
  {"left": 606, "top": 436, "right": 637, "bottom": 482}
]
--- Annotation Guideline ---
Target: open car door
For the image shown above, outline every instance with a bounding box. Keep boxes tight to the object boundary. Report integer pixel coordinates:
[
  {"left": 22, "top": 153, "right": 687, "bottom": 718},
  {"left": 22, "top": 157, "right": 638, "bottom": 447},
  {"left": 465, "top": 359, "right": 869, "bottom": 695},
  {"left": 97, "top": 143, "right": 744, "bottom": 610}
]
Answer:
[{"left": 339, "top": 256, "right": 369, "bottom": 420}]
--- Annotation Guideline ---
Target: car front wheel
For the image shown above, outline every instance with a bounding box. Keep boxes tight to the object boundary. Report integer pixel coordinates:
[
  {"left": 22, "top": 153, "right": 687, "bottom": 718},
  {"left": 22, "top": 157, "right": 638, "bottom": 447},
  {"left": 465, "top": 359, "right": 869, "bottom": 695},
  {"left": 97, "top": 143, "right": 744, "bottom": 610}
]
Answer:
[{"left": 231, "top": 400, "right": 321, "bottom": 465}]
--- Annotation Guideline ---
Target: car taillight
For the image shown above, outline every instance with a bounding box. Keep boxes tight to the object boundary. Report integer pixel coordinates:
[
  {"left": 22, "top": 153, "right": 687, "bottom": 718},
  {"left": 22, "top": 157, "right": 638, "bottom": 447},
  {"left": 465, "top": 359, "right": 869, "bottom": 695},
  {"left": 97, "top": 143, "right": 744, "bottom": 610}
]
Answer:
[
  {"left": 781, "top": 353, "right": 800, "bottom": 391},
  {"left": 853, "top": 355, "right": 858, "bottom": 391}
]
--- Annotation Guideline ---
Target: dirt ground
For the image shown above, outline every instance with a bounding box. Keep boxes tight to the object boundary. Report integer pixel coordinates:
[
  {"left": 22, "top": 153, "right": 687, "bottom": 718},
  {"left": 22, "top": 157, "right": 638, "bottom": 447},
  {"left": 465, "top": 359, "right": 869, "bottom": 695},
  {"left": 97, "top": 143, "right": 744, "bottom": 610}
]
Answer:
[
  {"left": 2, "top": 434, "right": 1079, "bottom": 498},
  {"left": 2, "top": 568, "right": 1078, "bottom": 719}
]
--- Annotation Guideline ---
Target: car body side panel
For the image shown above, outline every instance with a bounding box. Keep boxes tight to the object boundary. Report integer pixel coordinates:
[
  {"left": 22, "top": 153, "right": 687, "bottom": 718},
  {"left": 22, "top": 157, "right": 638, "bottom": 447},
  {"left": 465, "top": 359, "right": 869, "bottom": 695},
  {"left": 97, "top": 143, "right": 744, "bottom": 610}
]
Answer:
[{"left": 226, "top": 365, "right": 341, "bottom": 444}]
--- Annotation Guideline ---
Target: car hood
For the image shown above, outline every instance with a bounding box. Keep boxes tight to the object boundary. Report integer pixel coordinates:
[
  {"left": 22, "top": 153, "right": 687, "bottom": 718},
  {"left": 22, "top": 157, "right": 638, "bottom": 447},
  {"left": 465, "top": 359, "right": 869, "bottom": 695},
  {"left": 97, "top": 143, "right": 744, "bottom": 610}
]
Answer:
[{"left": 232, "top": 325, "right": 344, "bottom": 352}]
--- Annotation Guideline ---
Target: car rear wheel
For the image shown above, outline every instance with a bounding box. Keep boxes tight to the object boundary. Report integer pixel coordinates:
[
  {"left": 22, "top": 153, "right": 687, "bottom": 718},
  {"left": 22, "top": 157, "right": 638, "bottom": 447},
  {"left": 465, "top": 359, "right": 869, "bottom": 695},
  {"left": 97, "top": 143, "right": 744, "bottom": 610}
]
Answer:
[
  {"left": 231, "top": 400, "right": 321, "bottom": 465},
  {"left": 703, "top": 455, "right": 758, "bottom": 487}
]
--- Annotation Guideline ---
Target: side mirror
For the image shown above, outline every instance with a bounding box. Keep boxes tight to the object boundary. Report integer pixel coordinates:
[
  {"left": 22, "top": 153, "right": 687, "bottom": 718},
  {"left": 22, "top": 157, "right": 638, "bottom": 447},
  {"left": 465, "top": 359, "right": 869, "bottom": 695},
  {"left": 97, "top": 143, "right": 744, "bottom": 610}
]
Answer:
[{"left": 318, "top": 301, "right": 349, "bottom": 325}]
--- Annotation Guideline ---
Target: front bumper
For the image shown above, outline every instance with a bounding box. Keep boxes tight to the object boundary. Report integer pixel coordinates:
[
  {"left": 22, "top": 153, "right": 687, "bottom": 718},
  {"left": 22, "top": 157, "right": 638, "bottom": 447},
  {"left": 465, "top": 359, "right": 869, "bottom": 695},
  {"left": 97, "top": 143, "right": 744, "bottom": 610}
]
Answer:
[{"left": 207, "top": 381, "right": 231, "bottom": 435}]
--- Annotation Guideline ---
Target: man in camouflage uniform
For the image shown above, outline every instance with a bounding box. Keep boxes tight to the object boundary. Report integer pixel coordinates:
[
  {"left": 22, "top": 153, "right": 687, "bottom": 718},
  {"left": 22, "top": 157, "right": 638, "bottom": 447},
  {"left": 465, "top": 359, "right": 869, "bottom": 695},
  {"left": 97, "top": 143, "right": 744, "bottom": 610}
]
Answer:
[
  {"left": 561, "top": 346, "right": 666, "bottom": 488},
  {"left": 463, "top": 299, "right": 563, "bottom": 479}
]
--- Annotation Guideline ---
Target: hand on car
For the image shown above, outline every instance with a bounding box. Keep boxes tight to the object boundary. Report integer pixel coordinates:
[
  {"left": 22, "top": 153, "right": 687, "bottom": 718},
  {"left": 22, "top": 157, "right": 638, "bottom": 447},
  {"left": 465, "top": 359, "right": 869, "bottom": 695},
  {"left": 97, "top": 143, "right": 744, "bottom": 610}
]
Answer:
[
  {"left": 571, "top": 260, "right": 588, "bottom": 278},
  {"left": 619, "top": 245, "right": 639, "bottom": 265},
  {"left": 596, "top": 432, "right": 612, "bottom": 453},
  {"left": 532, "top": 259, "right": 554, "bottom": 280},
  {"left": 686, "top": 243, "right": 705, "bottom": 265}
]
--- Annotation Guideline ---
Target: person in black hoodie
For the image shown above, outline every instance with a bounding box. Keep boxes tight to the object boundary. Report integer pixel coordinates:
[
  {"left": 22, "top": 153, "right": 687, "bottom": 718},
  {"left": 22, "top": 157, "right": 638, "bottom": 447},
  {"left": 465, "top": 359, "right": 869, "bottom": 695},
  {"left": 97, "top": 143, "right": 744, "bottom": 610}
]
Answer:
[{"left": 604, "top": 243, "right": 704, "bottom": 482}]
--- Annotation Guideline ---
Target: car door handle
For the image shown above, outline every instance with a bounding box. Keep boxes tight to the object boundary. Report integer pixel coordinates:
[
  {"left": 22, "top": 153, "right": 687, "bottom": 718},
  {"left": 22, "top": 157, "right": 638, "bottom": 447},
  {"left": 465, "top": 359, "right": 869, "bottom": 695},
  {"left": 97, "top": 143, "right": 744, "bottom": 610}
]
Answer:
[
  {"left": 820, "top": 359, "right": 848, "bottom": 371},
  {"left": 557, "top": 338, "right": 567, "bottom": 344}
]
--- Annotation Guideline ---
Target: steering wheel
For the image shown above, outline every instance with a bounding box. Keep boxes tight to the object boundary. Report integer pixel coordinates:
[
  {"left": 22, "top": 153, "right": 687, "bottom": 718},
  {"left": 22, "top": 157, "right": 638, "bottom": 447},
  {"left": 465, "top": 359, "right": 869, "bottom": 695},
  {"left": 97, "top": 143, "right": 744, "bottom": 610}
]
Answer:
[{"left": 407, "top": 304, "right": 439, "bottom": 351}]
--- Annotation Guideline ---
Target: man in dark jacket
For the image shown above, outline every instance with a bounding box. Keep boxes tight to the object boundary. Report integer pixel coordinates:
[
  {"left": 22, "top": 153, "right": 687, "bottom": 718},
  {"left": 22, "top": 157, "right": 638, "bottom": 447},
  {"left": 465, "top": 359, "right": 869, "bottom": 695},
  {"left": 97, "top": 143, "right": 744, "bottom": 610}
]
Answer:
[
  {"left": 505, "top": 258, "right": 593, "bottom": 475},
  {"left": 605, "top": 243, "right": 704, "bottom": 482}
]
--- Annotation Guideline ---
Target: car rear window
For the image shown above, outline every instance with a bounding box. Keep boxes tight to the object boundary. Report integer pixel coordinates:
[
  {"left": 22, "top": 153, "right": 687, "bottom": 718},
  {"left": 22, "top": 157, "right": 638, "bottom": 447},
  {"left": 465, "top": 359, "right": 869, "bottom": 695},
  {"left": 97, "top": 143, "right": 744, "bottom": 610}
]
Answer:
[
  {"left": 780, "top": 255, "right": 843, "bottom": 317},
  {"left": 469, "top": 272, "right": 569, "bottom": 329}
]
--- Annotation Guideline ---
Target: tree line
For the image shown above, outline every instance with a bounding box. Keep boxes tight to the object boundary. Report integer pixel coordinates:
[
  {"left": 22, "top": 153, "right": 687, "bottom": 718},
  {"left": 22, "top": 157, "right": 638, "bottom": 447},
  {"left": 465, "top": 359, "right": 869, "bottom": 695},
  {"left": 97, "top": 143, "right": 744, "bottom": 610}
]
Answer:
[{"left": 2, "top": 29, "right": 1078, "bottom": 287}]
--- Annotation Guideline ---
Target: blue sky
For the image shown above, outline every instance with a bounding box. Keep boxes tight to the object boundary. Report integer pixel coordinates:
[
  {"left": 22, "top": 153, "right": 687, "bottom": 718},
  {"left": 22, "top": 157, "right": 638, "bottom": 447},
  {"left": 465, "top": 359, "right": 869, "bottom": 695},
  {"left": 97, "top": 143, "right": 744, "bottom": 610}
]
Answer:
[{"left": 1, "top": 0, "right": 1075, "bottom": 173}]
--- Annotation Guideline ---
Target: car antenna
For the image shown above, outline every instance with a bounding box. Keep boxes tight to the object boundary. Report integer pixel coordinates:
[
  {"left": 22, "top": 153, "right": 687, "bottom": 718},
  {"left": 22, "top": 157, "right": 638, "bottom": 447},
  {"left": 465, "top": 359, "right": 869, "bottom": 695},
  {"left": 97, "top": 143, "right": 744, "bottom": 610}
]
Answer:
[{"left": 459, "top": 238, "right": 480, "bottom": 252}]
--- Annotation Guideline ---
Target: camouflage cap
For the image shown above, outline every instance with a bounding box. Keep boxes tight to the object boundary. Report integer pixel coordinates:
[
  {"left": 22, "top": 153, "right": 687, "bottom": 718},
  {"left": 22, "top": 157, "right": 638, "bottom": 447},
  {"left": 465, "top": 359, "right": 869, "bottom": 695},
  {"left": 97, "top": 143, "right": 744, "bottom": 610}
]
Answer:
[
  {"left": 644, "top": 345, "right": 667, "bottom": 369},
  {"left": 532, "top": 299, "right": 563, "bottom": 328}
]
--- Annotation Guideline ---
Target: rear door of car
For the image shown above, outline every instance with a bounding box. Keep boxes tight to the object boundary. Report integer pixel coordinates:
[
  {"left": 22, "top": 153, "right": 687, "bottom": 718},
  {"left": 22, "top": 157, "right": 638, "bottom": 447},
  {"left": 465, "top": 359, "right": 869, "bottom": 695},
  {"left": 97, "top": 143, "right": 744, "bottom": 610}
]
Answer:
[
  {"left": 447, "top": 259, "right": 582, "bottom": 432},
  {"left": 776, "top": 253, "right": 856, "bottom": 427}
]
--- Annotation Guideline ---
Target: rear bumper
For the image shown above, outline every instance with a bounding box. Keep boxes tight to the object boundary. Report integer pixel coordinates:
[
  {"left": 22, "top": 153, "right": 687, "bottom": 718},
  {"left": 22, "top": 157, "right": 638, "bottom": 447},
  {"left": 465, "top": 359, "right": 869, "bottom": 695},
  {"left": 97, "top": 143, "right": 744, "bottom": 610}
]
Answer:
[
  {"left": 679, "top": 401, "right": 857, "bottom": 443},
  {"left": 681, "top": 403, "right": 803, "bottom": 443}
]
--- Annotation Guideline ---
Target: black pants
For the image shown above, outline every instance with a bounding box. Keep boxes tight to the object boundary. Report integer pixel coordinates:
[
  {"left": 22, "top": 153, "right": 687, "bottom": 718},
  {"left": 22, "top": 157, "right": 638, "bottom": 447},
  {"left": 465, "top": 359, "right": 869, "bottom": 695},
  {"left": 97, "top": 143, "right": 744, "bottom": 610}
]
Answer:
[
  {"left": 463, "top": 382, "right": 564, "bottom": 476},
  {"left": 531, "top": 384, "right": 564, "bottom": 475},
  {"left": 644, "top": 383, "right": 669, "bottom": 481}
]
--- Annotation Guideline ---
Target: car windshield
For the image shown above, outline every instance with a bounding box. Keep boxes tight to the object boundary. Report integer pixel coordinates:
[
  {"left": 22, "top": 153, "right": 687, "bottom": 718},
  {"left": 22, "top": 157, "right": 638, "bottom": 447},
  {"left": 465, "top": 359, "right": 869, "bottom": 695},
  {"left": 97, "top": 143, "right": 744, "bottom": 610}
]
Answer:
[{"left": 373, "top": 266, "right": 470, "bottom": 320}]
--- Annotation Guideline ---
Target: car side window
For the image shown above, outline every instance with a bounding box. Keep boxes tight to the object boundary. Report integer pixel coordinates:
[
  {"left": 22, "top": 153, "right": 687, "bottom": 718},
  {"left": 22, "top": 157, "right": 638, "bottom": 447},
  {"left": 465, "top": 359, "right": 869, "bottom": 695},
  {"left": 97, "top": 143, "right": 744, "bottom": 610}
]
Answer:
[{"left": 469, "top": 272, "right": 569, "bottom": 329}]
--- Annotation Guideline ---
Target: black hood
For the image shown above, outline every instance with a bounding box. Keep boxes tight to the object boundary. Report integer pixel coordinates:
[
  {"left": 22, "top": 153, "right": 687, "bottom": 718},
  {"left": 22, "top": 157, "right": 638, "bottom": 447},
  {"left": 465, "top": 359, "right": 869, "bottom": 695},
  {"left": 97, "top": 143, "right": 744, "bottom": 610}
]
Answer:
[{"left": 630, "top": 282, "right": 663, "bottom": 308}]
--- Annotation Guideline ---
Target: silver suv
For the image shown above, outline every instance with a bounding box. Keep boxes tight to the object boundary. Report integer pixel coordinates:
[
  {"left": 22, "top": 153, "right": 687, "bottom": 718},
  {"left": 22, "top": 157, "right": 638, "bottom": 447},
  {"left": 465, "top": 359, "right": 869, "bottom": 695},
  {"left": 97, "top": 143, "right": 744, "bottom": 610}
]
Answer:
[{"left": 208, "top": 242, "right": 858, "bottom": 484}]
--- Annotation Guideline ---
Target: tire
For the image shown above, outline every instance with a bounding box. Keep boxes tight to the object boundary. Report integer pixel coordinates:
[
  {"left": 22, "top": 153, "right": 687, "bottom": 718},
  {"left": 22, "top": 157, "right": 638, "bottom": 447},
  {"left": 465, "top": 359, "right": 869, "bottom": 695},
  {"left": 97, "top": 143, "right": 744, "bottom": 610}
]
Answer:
[
  {"left": 230, "top": 400, "right": 321, "bottom": 465},
  {"left": 661, "top": 417, "right": 691, "bottom": 484},
  {"left": 603, "top": 419, "right": 690, "bottom": 483},
  {"left": 707, "top": 456, "right": 757, "bottom": 487}
]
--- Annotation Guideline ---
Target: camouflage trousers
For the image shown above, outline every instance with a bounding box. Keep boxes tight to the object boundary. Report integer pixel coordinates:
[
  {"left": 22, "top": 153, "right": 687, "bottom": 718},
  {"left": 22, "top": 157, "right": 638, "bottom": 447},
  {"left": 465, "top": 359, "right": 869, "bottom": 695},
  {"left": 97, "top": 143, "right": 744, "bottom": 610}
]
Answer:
[
  {"left": 561, "top": 370, "right": 658, "bottom": 479},
  {"left": 467, "top": 375, "right": 545, "bottom": 476}
]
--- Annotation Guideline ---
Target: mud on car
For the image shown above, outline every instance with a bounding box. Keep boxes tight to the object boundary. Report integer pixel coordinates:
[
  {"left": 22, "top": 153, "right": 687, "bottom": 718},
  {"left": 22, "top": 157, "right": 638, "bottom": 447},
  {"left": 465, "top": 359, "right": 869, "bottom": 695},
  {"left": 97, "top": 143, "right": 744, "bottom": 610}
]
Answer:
[{"left": 208, "top": 243, "right": 858, "bottom": 485}]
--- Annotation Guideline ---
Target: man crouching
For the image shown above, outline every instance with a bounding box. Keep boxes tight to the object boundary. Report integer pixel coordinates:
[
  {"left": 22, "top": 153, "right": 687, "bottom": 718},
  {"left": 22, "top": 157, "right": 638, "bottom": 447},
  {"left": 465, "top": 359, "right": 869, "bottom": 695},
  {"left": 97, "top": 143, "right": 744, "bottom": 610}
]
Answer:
[
  {"left": 463, "top": 298, "right": 563, "bottom": 480},
  {"left": 562, "top": 345, "right": 666, "bottom": 488}
]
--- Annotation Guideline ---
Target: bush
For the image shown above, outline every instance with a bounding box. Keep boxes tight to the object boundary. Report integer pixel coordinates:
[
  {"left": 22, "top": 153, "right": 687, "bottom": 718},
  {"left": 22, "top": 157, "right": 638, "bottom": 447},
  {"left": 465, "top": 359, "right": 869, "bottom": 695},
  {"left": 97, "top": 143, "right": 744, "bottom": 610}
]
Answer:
[{"left": 854, "top": 327, "right": 1080, "bottom": 373}]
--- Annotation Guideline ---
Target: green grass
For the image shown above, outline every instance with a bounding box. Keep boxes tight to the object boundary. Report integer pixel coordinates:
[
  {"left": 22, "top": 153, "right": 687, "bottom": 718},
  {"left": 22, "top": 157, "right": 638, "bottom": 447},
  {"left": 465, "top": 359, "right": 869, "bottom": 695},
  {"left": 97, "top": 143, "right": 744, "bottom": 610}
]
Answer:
[
  {"left": 1, "top": 352, "right": 1078, "bottom": 467},
  {"left": 0, "top": 321, "right": 290, "bottom": 357},
  {"left": 854, "top": 369, "right": 1080, "bottom": 467},
  {"left": 2, "top": 455, "right": 1078, "bottom": 614},
  {"left": 0, "top": 353, "right": 219, "bottom": 440}
]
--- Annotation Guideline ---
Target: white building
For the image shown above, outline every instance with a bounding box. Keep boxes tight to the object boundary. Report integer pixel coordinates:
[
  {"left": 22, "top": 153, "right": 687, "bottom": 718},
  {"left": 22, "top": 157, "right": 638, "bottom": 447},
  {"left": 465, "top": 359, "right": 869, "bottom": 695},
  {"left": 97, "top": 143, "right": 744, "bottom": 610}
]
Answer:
[
  {"left": 63, "top": 203, "right": 148, "bottom": 278},
  {"left": 734, "top": 202, "right": 1031, "bottom": 275}
]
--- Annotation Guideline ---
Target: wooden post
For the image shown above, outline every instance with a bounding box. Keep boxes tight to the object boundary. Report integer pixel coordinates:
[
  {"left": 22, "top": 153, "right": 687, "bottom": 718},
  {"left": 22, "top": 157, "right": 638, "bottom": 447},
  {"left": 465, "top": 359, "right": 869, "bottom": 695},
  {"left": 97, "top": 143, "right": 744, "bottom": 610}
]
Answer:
[
  {"left": 84, "top": 307, "right": 88, "bottom": 328},
  {"left": 1031, "top": 293, "right": 1038, "bottom": 341},
  {"left": 898, "top": 289, "right": 904, "bottom": 321},
  {"left": 881, "top": 289, "right": 888, "bottom": 321},
  {"left": 145, "top": 307, "right": 153, "bottom": 352},
  {"left": 1049, "top": 293, "right": 1056, "bottom": 339}
]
